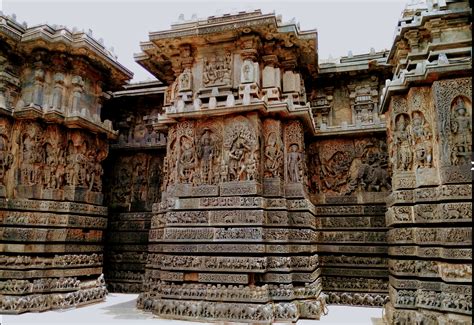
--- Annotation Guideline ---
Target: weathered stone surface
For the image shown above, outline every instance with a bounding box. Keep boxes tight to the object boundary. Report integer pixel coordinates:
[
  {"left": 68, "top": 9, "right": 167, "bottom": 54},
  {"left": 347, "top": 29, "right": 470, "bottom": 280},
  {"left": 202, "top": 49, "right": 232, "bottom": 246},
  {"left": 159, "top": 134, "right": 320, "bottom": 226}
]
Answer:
[
  {"left": 380, "top": 1, "right": 472, "bottom": 323},
  {"left": 0, "top": 2, "right": 472, "bottom": 323},
  {"left": 0, "top": 13, "right": 132, "bottom": 313}
]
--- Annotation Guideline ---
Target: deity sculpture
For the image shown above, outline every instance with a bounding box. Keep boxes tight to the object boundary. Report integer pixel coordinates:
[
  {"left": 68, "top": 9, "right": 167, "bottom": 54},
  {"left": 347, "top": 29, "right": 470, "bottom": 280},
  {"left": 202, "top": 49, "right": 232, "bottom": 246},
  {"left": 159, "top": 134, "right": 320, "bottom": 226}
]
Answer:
[
  {"left": 203, "top": 53, "right": 232, "bottom": 87},
  {"left": 220, "top": 159, "right": 228, "bottom": 183},
  {"left": 71, "top": 76, "right": 84, "bottom": 114},
  {"left": 393, "top": 114, "right": 412, "bottom": 171},
  {"left": 178, "top": 136, "right": 196, "bottom": 183},
  {"left": 132, "top": 160, "right": 147, "bottom": 202},
  {"left": 21, "top": 130, "right": 42, "bottom": 186},
  {"left": 228, "top": 131, "right": 251, "bottom": 181},
  {"left": 245, "top": 153, "right": 257, "bottom": 181},
  {"left": 0, "top": 135, "right": 12, "bottom": 187},
  {"left": 197, "top": 129, "right": 216, "bottom": 185},
  {"left": 264, "top": 132, "right": 282, "bottom": 178},
  {"left": 241, "top": 60, "right": 254, "bottom": 83},
  {"left": 51, "top": 73, "right": 65, "bottom": 111},
  {"left": 450, "top": 97, "right": 471, "bottom": 165},
  {"left": 178, "top": 68, "right": 192, "bottom": 91},
  {"left": 287, "top": 144, "right": 302, "bottom": 183},
  {"left": 43, "top": 143, "right": 57, "bottom": 189},
  {"left": 412, "top": 112, "right": 432, "bottom": 169},
  {"left": 32, "top": 68, "right": 45, "bottom": 107}
]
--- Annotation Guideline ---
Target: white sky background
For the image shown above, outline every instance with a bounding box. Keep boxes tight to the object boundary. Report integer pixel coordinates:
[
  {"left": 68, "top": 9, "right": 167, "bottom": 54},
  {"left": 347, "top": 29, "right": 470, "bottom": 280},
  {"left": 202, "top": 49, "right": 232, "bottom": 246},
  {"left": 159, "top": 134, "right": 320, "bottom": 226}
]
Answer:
[{"left": 1, "top": 0, "right": 407, "bottom": 82}]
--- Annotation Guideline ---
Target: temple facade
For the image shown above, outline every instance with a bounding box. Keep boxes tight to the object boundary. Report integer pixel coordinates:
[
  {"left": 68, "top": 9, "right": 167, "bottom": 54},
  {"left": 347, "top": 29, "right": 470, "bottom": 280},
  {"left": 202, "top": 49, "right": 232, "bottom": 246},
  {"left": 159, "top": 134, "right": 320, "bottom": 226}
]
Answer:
[{"left": 0, "top": 1, "right": 471, "bottom": 324}]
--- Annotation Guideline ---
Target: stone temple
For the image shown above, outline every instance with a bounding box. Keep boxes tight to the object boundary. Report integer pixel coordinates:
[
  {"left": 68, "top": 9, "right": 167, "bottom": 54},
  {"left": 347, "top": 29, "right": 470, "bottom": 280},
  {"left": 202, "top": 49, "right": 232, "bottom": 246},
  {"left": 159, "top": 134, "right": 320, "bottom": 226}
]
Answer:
[{"left": 0, "top": 1, "right": 471, "bottom": 324}]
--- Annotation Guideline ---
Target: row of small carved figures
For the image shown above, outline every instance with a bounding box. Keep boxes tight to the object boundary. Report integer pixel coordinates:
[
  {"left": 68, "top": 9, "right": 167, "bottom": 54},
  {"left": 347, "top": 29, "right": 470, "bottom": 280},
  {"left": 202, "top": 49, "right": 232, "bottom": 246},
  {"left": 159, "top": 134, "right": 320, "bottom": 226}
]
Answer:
[
  {"left": 2, "top": 199, "right": 107, "bottom": 214},
  {"left": 138, "top": 297, "right": 328, "bottom": 321},
  {"left": 106, "top": 270, "right": 144, "bottom": 281},
  {"left": 108, "top": 252, "right": 147, "bottom": 263},
  {"left": 0, "top": 277, "right": 81, "bottom": 294},
  {"left": 390, "top": 309, "right": 472, "bottom": 325},
  {"left": 0, "top": 254, "right": 102, "bottom": 269},
  {"left": 158, "top": 212, "right": 315, "bottom": 226},
  {"left": 322, "top": 277, "right": 389, "bottom": 291},
  {"left": 321, "top": 255, "right": 386, "bottom": 266},
  {"left": 143, "top": 281, "right": 321, "bottom": 301},
  {"left": 146, "top": 255, "right": 318, "bottom": 271},
  {"left": 1, "top": 214, "right": 106, "bottom": 228},
  {"left": 107, "top": 282, "right": 142, "bottom": 293},
  {"left": 0, "top": 286, "right": 107, "bottom": 312},
  {"left": 327, "top": 292, "right": 388, "bottom": 306},
  {"left": 394, "top": 289, "right": 472, "bottom": 313},
  {"left": 153, "top": 228, "right": 318, "bottom": 241},
  {"left": 389, "top": 259, "right": 472, "bottom": 279}
]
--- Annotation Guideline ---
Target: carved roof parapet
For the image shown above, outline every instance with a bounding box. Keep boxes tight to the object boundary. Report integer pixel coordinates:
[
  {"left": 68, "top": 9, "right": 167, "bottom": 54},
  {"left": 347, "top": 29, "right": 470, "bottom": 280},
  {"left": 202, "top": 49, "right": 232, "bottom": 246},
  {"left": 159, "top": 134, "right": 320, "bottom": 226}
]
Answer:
[
  {"left": 388, "top": 0, "right": 471, "bottom": 66},
  {"left": 1, "top": 13, "right": 132, "bottom": 89},
  {"left": 312, "top": 121, "right": 387, "bottom": 137},
  {"left": 18, "top": 24, "right": 133, "bottom": 88},
  {"left": 319, "top": 50, "right": 391, "bottom": 74},
  {"left": 0, "top": 13, "right": 26, "bottom": 46},
  {"left": 380, "top": 0, "right": 472, "bottom": 112},
  {"left": 135, "top": 10, "right": 317, "bottom": 84}
]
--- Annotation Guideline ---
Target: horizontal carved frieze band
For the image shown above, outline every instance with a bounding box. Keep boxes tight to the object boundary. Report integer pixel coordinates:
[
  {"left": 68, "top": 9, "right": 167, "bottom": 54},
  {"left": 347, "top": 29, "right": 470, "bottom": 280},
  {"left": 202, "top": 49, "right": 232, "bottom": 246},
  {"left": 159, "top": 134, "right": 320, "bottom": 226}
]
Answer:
[
  {"left": 387, "top": 184, "right": 472, "bottom": 205},
  {"left": 1, "top": 227, "right": 102, "bottom": 242},
  {"left": 389, "top": 259, "right": 472, "bottom": 282},
  {"left": 0, "top": 267, "right": 102, "bottom": 280},
  {"left": 149, "top": 227, "right": 320, "bottom": 242},
  {"left": 0, "top": 211, "right": 107, "bottom": 229},
  {"left": 387, "top": 227, "right": 471, "bottom": 245},
  {"left": 0, "top": 283, "right": 107, "bottom": 314},
  {"left": 152, "top": 243, "right": 318, "bottom": 254},
  {"left": 0, "top": 199, "right": 108, "bottom": 216},
  {"left": 141, "top": 281, "right": 321, "bottom": 302},
  {"left": 326, "top": 291, "right": 388, "bottom": 307},
  {"left": 0, "top": 253, "right": 102, "bottom": 270},
  {"left": 145, "top": 254, "right": 319, "bottom": 272},
  {"left": 386, "top": 202, "right": 472, "bottom": 225},
  {"left": 389, "top": 285, "right": 471, "bottom": 315},
  {"left": 321, "top": 276, "right": 388, "bottom": 292},
  {"left": 388, "top": 246, "right": 471, "bottom": 260},
  {"left": 385, "top": 302, "right": 472, "bottom": 325}
]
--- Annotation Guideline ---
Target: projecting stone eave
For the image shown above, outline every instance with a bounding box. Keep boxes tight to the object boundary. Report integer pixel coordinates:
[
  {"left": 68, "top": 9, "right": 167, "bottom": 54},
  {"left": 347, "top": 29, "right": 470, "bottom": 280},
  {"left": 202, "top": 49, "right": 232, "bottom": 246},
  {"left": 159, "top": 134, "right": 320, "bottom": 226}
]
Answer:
[
  {"left": 0, "top": 15, "right": 26, "bottom": 47},
  {"left": 136, "top": 10, "right": 318, "bottom": 84},
  {"left": 18, "top": 24, "right": 133, "bottom": 89},
  {"left": 134, "top": 50, "right": 171, "bottom": 86},
  {"left": 318, "top": 50, "right": 391, "bottom": 75},
  {"left": 378, "top": 60, "right": 472, "bottom": 113},
  {"left": 386, "top": 4, "right": 472, "bottom": 63},
  {"left": 157, "top": 100, "right": 317, "bottom": 136}
]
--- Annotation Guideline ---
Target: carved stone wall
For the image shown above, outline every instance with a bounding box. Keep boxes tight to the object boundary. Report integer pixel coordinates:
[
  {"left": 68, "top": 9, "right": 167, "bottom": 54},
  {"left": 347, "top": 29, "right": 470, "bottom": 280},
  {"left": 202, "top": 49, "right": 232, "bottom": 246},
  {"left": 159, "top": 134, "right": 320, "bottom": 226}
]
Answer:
[
  {"left": 380, "top": 1, "right": 472, "bottom": 323},
  {"left": 0, "top": 15, "right": 132, "bottom": 313},
  {"left": 139, "top": 115, "right": 326, "bottom": 323},
  {"left": 103, "top": 152, "right": 163, "bottom": 293},
  {"left": 0, "top": 97, "right": 110, "bottom": 314},
  {"left": 306, "top": 135, "right": 390, "bottom": 307},
  {"left": 102, "top": 91, "right": 165, "bottom": 293},
  {"left": 384, "top": 80, "right": 472, "bottom": 324}
]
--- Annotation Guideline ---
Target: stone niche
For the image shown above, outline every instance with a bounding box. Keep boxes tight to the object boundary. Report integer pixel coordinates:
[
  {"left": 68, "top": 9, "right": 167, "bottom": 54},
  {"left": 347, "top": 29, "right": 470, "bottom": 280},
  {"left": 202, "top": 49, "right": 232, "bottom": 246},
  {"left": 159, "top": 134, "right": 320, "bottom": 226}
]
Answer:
[
  {"left": 135, "top": 10, "right": 327, "bottom": 323},
  {"left": 0, "top": 15, "right": 132, "bottom": 314}
]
